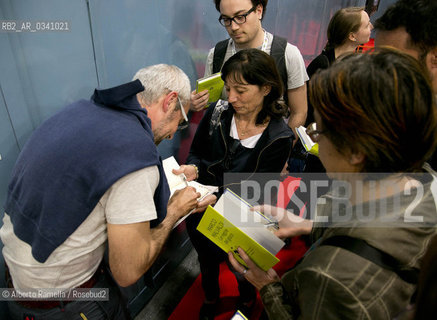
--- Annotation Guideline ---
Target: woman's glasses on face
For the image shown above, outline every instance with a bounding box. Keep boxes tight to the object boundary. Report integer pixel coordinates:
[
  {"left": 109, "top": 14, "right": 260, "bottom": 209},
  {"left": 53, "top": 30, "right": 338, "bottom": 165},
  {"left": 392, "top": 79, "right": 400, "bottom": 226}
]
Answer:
[{"left": 306, "top": 122, "right": 327, "bottom": 142}]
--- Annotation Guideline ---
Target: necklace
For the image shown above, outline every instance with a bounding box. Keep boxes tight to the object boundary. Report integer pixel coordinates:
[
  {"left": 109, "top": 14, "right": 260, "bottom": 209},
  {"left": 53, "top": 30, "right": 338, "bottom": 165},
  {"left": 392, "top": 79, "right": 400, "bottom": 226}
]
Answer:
[
  {"left": 235, "top": 117, "right": 268, "bottom": 137},
  {"left": 234, "top": 117, "right": 250, "bottom": 137},
  {"left": 240, "top": 127, "right": 248, "bottom": 136}
]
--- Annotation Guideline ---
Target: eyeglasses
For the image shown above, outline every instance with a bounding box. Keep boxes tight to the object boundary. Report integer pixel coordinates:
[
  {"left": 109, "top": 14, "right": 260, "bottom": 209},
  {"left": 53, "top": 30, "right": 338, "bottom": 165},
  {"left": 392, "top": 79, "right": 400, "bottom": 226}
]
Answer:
[
  {"left": 306, "top": 122, "right": 327, "bottom": 142},
  {"left": 177, "top": 95, "right": 189, "bottom": 130},
  {"left": 218, "top": 6, "right": 256, "bottom": 27}
]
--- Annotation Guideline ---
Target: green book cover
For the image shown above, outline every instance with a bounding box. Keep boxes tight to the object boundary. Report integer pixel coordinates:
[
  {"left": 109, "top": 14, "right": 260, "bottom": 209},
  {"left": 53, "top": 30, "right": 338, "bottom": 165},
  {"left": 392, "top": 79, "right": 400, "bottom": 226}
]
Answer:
[
  {"left": 196, "top": 190, "right": 284, "bottom": 271},
  {"left": 196, "top": 72, "right": 224, "bottom": 104}
]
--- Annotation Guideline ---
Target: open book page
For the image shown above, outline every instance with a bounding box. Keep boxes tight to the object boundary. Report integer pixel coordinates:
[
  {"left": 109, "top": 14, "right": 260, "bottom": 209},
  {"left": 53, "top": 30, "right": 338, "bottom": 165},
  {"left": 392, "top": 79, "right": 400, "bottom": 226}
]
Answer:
[
  {"left": 162, "top": 156, "right": 188, "bottom": 195},
  {"left": 162, "top": 156, "right": 218, "bottom": 229},
  {"left": 214, "top": 189, "right": 284, "bottom": 253},
  {"left": 197, "top": 189, "right": 285, "bottom": 271},
  {"left": 162, "top": 156, "right": 218, "bottom": 200},
  {"left": 186, "top": 181, "right": 218, "bottom": 201},
  {"left": 295, "top": 126, "right": 319, "bottom": 156}
]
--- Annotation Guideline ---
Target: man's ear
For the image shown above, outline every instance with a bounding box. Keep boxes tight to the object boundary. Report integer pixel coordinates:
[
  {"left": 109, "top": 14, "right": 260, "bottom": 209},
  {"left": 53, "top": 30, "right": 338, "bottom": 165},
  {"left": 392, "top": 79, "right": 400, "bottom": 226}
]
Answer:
[
  {"left": 256, "top": 4, "right": 263, "bottom": 20},
  {"left": 162, "top": 91, "right": 178, "bottom": 114}
]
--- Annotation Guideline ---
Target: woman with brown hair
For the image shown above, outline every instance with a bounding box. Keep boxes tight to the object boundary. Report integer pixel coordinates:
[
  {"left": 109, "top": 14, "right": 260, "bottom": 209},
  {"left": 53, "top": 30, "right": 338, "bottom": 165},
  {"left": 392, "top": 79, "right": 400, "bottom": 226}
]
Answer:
[
  {"left": 175, "top": 48, "right": 294, "bottom": 319},
  {"left": 297, "top": 7, "right": 373, "bottom": 173},
  {"left": 305, "top": 6, "right": 372, "bottom": 129},
  {"left": 307, "top": 7, "right": 373, "bottom": 79},
  {"left": 229, "top": 48, "right": 437, "bottom": 319}
]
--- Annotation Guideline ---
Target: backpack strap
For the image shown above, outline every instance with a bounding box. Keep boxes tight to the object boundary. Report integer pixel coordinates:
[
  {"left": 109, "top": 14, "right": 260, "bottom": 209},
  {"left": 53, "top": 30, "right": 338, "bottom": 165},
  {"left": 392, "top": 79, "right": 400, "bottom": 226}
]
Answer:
[
  {"left": 213, "top": 36, "right": 288, "bottom": 104},
  {"left": 321, "top": 235, "right": 419, "bottom": 284},
  {"left": 271, "top": 35, "right": 288, "bottom": 105},
  {"left": 212, "top": 39, "right": 230, "bottom": 74}
]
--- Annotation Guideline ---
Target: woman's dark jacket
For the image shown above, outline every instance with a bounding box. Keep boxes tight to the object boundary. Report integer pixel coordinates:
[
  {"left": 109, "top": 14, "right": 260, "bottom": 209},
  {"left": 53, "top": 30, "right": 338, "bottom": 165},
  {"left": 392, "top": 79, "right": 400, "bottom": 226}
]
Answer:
[{"left": 187, "top": 100, "right": 294, "bottom": 194}]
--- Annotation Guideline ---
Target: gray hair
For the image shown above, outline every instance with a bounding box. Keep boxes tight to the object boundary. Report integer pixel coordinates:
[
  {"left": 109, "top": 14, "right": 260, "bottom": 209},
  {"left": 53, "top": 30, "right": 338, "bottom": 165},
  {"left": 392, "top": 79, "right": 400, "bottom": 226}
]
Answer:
[{"left": 133, "top": 64, "right": 191, "bottom": 107}]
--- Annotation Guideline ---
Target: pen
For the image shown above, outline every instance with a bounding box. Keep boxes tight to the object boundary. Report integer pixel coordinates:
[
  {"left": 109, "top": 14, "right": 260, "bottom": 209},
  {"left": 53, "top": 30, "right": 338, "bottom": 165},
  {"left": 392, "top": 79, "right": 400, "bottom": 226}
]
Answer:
[
  {"left": 264, "top": 221, "right": 279, "bottom": 229},
  {"left": 182, "top": 174, "right": 189, "bottom": 187}
]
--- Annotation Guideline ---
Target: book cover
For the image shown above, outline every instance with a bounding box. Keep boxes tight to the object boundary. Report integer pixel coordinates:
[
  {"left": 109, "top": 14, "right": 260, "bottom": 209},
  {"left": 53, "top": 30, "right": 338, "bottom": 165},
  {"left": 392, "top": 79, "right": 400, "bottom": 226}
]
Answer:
[
  {"left": 196, "top": 72, "right": 224, "bottom": 105},
  {"left": 296, "top": 126, "right": 319, "bottom": 156},
  {"left": 196, "top": 189, "right": 285, "bottom": 271}
]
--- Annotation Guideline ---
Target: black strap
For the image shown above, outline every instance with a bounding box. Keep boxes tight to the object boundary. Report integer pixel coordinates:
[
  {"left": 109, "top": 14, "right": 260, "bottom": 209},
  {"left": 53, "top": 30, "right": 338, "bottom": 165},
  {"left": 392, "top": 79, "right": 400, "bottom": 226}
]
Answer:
[
  {"left": 212, "top": 39, "right": 229, "bottom": 74},
  {"left": 321, "top": 235, "right": 419, "bottom": 284},
  {"left": 270, "top": 36, "right": 288, "bottom": 105}
]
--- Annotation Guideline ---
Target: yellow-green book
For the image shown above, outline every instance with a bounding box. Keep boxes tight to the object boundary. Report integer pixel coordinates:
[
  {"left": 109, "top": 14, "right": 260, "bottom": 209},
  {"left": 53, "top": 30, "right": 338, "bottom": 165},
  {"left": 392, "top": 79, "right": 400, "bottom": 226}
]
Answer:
[
  {"left": 196, "top": 72, "right": 224, "bottom": 105},
  {"left": 197, "top": 189, "right": 285, "bottom": 271}
]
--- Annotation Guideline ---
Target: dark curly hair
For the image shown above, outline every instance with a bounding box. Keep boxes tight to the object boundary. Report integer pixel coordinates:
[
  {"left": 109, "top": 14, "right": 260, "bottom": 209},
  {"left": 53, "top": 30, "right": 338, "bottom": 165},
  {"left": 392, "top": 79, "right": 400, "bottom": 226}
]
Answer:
[
  {"left": 213, "top": 0, "right": 268, "bottom": 19},
  {"left": 221, "top": 48, "right": 288, "bottom": 125},
  {"left": 374, "top": 0, "right": 437, "bottom": 60}
]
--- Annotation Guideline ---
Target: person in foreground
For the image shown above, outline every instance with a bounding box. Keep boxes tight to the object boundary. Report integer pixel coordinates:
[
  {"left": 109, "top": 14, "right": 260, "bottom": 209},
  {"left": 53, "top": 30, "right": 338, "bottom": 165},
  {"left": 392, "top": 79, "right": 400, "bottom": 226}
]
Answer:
[
  {"left": 228, "top": 48, "right": 437, "bottom": 319},
  {"left": 0, "top": 64, "right": 200, "bottom": 319},
  {"left": 175, "top": 48, "right": 294, "bottom": 319}
]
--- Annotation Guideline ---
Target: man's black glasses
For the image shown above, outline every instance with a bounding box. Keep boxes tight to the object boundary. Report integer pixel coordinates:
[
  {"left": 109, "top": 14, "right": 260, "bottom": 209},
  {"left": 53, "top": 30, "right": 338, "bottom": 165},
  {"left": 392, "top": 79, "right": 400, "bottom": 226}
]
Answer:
[{"left": 218, "top": 6, "right": 256, "bottom": 27}]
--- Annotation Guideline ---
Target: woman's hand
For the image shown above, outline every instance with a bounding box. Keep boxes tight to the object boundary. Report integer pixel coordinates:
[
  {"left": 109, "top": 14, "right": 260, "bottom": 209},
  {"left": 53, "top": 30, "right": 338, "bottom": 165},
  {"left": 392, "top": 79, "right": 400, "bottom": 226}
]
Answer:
[
  {"left": 172, "top": 165, "right": 198, "bottom": 181},
  {"left": 190, "top": 89, "right": 210, "bottom": 112},
  {"left": 228, "top": 247, "right": 280, "bottom": 291},
  {"left": 252, "top": 204, "right": 313, "bottom": 239},
  {"left": 192, "top": 194, "right": 217, "bottom": 213}
]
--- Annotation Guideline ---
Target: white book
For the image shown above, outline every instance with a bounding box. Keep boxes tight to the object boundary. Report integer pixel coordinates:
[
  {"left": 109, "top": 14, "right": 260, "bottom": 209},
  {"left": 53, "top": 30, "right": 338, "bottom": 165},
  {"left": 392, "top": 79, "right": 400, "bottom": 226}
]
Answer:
[
  {"left": 162, "top": 156, "right": 218, "bottom": 228},
  {"left": 295, "top": 126, "right": 319, "bottom": 156}
]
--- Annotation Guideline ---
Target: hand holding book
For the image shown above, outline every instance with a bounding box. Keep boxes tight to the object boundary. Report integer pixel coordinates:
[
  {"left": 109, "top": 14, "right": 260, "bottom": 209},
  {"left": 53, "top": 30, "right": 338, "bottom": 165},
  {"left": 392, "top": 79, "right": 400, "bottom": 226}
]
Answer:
[
  {"left": 163, "top": 157, "right": 218, "bottom": 201},
  {"left": 196, "top": 72, "right": 225, "bottom": 107},
  {"left": 163, "top": 156, "right": 219, "bottom": 228},
  {"left": 228, "top": 247, "right": 281, "bottom": 291},
  {"left": 252, "top": 204, "right": 313, "bottom": 239},
  {"left": 295, "top": 125, "right": 319, "bottom": 156},
  {"left": 197, "top": 189, "right": 285, "bottom": 271},
  {"left": 190, "top": 89, "right": 210, "bottom": 112},
  {"left": 172, "top": 164, "right": 198, "bottom": 182}
]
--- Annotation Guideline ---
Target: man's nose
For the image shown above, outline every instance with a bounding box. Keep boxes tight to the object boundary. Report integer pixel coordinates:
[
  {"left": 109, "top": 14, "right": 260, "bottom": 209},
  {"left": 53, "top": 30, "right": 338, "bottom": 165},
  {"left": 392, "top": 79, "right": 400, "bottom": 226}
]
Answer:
[{"left": 230, "top": 20, "right": 240, "bottom": 31}]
